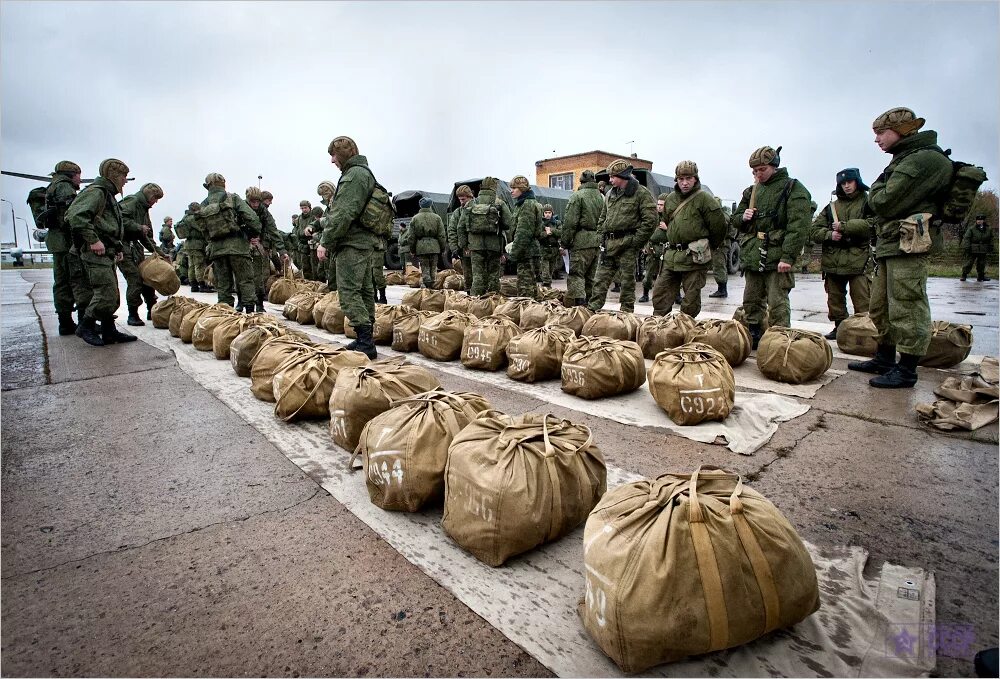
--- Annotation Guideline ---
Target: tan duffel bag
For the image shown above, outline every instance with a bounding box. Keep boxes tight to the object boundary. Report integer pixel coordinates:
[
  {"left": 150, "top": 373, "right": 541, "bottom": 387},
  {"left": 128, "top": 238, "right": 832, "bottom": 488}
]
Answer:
[
  {"left": 443, "top": 413, "right": 607, "bottom": 567},
  {"left": 581, "top": 311, "right": 640, "bottom": 341},
  {"left": 150, "top": 296, "right": 190, "bottom": 329},
  {"left": 637, "top": 312, "right": 696, "bottom": 359},
  {"left": 343, "top": 304, "right": 388, "bottom": 339},
  {"left": 320, "top": 296, "right": 347, "bottom": 334},
  {"left": 421, "top": 289, "right": 448, "bottom": 312},
  {"left": 444, "top": 292, "right": 473, "bottom": 315},
  {"left": 443, "top": 274, "right": 465, "bottom": 290},
  {"left": 920, "top": 321, "right": 973, "bottom": 368},
  {"left": 283, "top": 291, "right": 324, "bottom": 325},
  {"left": 494, "top": 297, "right": 534, "bottom": 325},
  {"left": 249, "top": 336, "right": 317, "bottom": 401},
  {"left": 520, "top": 300, "right": 563, "bottom": 331},
  {"left": 312, "top": 292, "right": 340, "bottom": 327},
  {"left": 836, "top": 312, "right": 878, "bottom": 357},
  {"left": 352, "top": 391, "right": 492, "bottom": 512},
  {"left": 757, "top": 327, "right": 833, "bottom": 384},
  {"left": 506, "top": 325, "right": 576, "bottom": 382},
  {"left": 329, "top": 356, "right": 441, "bottom": 451},
  {"left": 467, "top": 293, "right": 506, "bottom": 319},
  {"left": 733, "top": 304, "right": 772, "bottom": 330},
  {"left": 385, "top": 271, "right": 405, "bottom": 286},
  {"left": 272, "top": 346, "right": 369, "bottom": 421},
  {"left": 686, "top": 318, "right": 752, "bottom": 367},
  {"left": 536, "top": 285, "right": 564, "bottom": 302},
  {"left": 212, "top": 313, "right": 272, "bottom": 360},
  {"left": 434, "top": 268, "right": 457, "bottom": 289},
  {"left": 461, "top": 317, "right": 521, "bottom": 371},
  {"left": 230, "top": 324, "right": 305, "bottom": 377},
  {"left": 418, "top": 310, "right": 476, "bottom": 361},
  {"left": 373, "top": 304, "right": 414, "bottom": 345},
  {"left": 191, "top": 310, "right": 241, "bottom": 351},
  {"left": 139, "top": 254, "right": 181, "bottom": 296},
  {"left": 546, "top": 305, "right": 593, "bottom": 335},
  {"left": 580, "top": 466, "right": 820, "bottom": 673},
  {"left": 168, "top": 299, "right": 206, "bottom": 338},
  {"left": 405, "top": 271, "right": 423, "bottom": 287},
  {"left": 268, "top": 266, "right": 301, "bottom": 305},
  {"left": 648, "top": 343, "right": 736, "bottom": 425},
  {"left": 180, "top": 304, "right": 234, "bottom": 344},
  {"left": 401, "top": 288, "right": 425, "bottom": 309},
  {"left": 561, "top": 336, "right": 646, "bottom": 399},
  {"left": 391, "top": 309, "right": 437, "bottom": 352}
]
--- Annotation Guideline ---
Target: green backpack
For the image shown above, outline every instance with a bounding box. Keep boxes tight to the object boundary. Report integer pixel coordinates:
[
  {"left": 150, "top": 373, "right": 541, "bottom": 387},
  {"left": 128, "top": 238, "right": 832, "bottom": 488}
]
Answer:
[
  {"left": 27, "top": 186, "right": 49, "bottom": 228},
  {"left": 467, "top": 200, "right": 501, "bottom": 234},
  {"left": 197, "top": 194, "right": 239, "bottom": 239},
  {"left": 352, "top": 166, "right": 394, "bottom": 237},
  {"left": 939, "top": 159, "right": 988, "bottom": 224}
]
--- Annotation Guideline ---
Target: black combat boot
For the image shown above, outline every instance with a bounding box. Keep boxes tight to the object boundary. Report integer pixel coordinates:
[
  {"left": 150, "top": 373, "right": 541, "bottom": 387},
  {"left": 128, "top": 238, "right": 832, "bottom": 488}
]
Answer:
[
  {"left": 848, "top": 343, "right": 896, "bottom": 374},
  {"left": 709, "top": 283, "right": 728, "bottom": 298},
  {"left": 255, "top": 300, "right": 266, "bottom": 313},
  {"left": 979, "top": 275, "right": 991, "bottom": 282},
  {"left": 638, "top": 285, "right": 650, "bottom": 303},
  {"left": 870, "top": 352, "right": 919, "bottom": 389},
  {"left": 190, "top": 281, "right": 201, "bottom": 292},
  {"left": 575, "top": 298, "right": 588, "bottom": 307},
  {"left": 57, "top": 311, "right": 77, "bottom": 336},
  {"left": 101, "top": 317, "right": 137, "bottom": 343},
  {"left": 347, "top": 324, "right": 378, "bottom": 359},
  {"left": 201, "top": 283, "right": 216, "bottom": 293},
  {"left": 824, "top": 321, "right": 841, "bottom": 340},
  {"left": 611, "top": 282, "right": 621, "bottom": 293},
  {"left": 127, "top": 306, "right": 145, "bottom": 326},
  {"left": 378, "top": 288, "right": 387, "bottom": 304},
  {"left": 146, "top": 303, "right": 154, "bottom": 320},
  {"left": 959, "top": 275, "right": 967, "bottom": 281},
  {"left": 243, "top": 304, "right": 255, "bottom": 314},
  {"left": 749, "top": 324, "right": 764, "bottom": 351},
  {"left": 75, "top": 317, "right": 104, "bottom": 346}
]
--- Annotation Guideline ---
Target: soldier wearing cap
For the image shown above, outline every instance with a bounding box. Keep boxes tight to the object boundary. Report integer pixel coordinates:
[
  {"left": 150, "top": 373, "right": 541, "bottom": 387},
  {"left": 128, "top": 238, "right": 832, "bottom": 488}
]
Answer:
[
  {"left": 560, "top": 170, "right": 604, "bottom": 305},
  {"left": 540, "top": 203, "right": 563, "bottom": 283},
  {"left": 65, "top": 159, "right": 138, "bottom": 346},
  {"left": 649, "top": 161, "right": 727, "bottom": 317},
  {"left": 315, "top": 182, "right": 339, "bottom": 290},
  {"left": 118, "top": 182, "right": 166, "bottom": 325},
  {"left": 708, "top": 206, "right": 737, "bottom": 299},
  {"left": 508, "top": 175, "right": 545, "bottom": 299},
  {"left": 317, "top": 135, "right": 380, "bottom": 359},
  {"left": 457, "top": 177, "right": 514, "bottom": 295},
  {"left": 293, "top": 200, "right": 316, "bottom": 280},
  {"left": 848, "top": 107, "right": 953, "bottom": 388},
  {"left": 42, "top": 160, "right": 83, "bottom": 334},
  {"left": 731, "top": 145, "right": 812, "bottom": 347},
  {"left": 175, "top": 202, "right": 212, "bottom": 293},
  {"left": 245, "top": 186, "right": 289, "bottom": 310},
  {"left": 960, "top": 215, "right": 993, "bottom": 282},
  {"left": 200, "top": 172, "right": 261, "bottom": 312},
  {"left": 639, "top": 194, "right": 668, "bottom": 303},
  {"left": 159, "top": 216, "right": 175, "bottom": 260},
  {"left": 409, "top": 197, "right": 446, "bottom": 289},
  {"left": 810, "top": 168, "right": 873, "bottom": 339},
  {"left": 448, "top": 184, "right": 475, "bottom": 292},
  {"left": 587, "top": 159, "right": 657, "bottom": 313}
]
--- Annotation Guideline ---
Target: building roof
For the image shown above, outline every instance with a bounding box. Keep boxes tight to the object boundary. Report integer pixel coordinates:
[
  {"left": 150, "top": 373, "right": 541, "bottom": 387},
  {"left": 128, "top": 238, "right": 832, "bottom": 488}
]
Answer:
[{"left": 535, "top": 150, "right": 653, "bottom": 166}]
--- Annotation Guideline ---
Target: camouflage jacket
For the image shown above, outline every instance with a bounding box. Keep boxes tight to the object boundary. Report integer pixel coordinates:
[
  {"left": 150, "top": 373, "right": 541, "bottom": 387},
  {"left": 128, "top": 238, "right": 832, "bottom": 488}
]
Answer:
[
  {"left": 732, "top": 167, "right": 813, "bottom": 271},
  {"left": 293, "top": 212, "right": 315, "bottom": 252},
  {"left": 962, "top": 224, "right": 994, "bottom": 255},
  {"left": 409, "top": 208, "right": 446, "bottom": 256},
  {"left": 868, "top": 130, "right": 953, "bottom": 259},
  {"left": 397, "top": 224, "right": 412, "bottom": 261},
  {"left": 660, "top": 184, "right": 728, "bottom": 271},
  {"left": 319, "top": 154, "right": 379, "bottom": 252},
  {"left": 541, "top": 216, "right": 561, "bottom": 250},
  {"left": 66, "top": 177, "right": 125, "bottom": 254},
  {"left": 810, "top": 189, "right": 872, "bottom": 275},
  {"left": 446, "top": 207, "right": 463, "bottom": 253},
  {"left": 510, "top": 190, "right": 544, "bottom": 261},
  {"left": 560, "top": 181, "right": 603, "bottom": 251},
  {"left": 119, "top": 191, "right": 161, "bottom": 259},
  {"left": 254, "top": 204, "right": 287, "bottom": 253},
  {"left": 201, "top": 188, "right": 260, "bottom": 258},
  {"left": 43, "top": 174, "right": 78, "bottom": 253},
  {"left": 597, "top": 177, "right": 657, "bottom": 253},
  {"left": 457, "top": 189, "right": 513, "bottom": 252},
  {"left": 176, "top": 211, "right": 206, "bottom": 251}
]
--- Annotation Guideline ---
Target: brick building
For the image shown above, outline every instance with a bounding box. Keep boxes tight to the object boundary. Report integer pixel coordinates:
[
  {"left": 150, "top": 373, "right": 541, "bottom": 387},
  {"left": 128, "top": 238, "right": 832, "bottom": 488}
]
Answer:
[{"left": 535, "top": 150, "right": 653, "bottom": 191}]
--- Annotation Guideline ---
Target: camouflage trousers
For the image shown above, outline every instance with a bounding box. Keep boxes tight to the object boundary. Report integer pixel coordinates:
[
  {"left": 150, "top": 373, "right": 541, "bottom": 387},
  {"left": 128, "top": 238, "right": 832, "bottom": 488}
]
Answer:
[
  {"left": 532, "top": 256, "right": 548, "bottom": 285},
  {"left": 589, "top": 243, "right": 639, "bottom": 312},
  {"left": 66, "top": 249, "right": 93, "bottom": 312},
  {"left": 824, "top": 272, "right": 870, "bottom": 322},
  {"left": 371, "top": 250, "right": 386, "bottom": 291},
  {"left": 712, "top": 241, "right": 730, "bottom": 285},
  {"left": 961, "top": 253, "right": 989, "bottom": 279},
  {"left": 870, "top": 255, "right": 930, "bottom": 356},
  {"left": 210, "top": 253, "right": 257, "bottom": 308},
  {"left": 516, "top": 261, "right": 538, "bottom": 299},
  {"left": 117, "top": 246, "right": 157, "bottom": 311},
  {"left": 651, "top": 267, "right": 708, "bottom": 318},
  {"left": 325, "top": 255, "right": 338, "bottom": 291},
  {"left": 335, "top": 245, "right": 375, "bottom": 328},
  {"left": 79, "top": 250, "right": 121, "bottom": 321},
  {"left": 51, "top": 251, "right": 75, "bottom": 315},
  {"left": 419, "top": 255, "right": 438, "bottom": 289},
  {"left": 250, "top": 244, "right": 270, "bottom": 301},
  {"left": 547, "top": 250, "right": 564, "bottom": 279},
  {"left": 175, "top": 250, "right": 189, "bottom": 283},
  {"left": 297, "top": 249, "right": 314, "bottom": 281},
  {"left": 742, "top": 270, "right": 795, "bottom": 328},
  {"left": 567, "top": 247, "right": 599, "bottom": 302},
  {"left": 310, "top": 250, "right": 324, "bottom": 282},
  {"left": 642, "top": 248, "right": 662, "bottom": 290},
  {"left": 460, "top": 254, "right": 473, "bottom": 293},
  {"left": 187, "top": 248, "right": 207, "bottom": 285},
  {"left": 470, "top": 250, "right": 502, "bottom": 296}
]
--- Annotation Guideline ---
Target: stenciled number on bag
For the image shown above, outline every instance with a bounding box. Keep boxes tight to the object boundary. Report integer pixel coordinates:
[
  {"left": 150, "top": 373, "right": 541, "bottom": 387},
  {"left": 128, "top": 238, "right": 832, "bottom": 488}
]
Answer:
[
  {"left": 330, "top": 409, "right": 348, "bottom": 440},
  {"left": 562, "top": 363, "right": 586, "bottom": 387},
  {"left": 464, "top": 342, "right": 492, "bottom": 363},
  {"left": 584, "top": 571, "right": 608, "bottom": 628},
  {"left": 368, "top": 451, "right": 403, "bottom": 488},
  {"left": 419, "top": 329, "right": 438, "bottom": 347},
  {"left": 393, "top": 329, "right": 404, "bottom": 345},
  {"left": 458, "top": 480, "right": 494, "bottom": 523},
  {"left": 509, "top": 354, "right": 530, "bottom": 372},
  {"left": 679, "top": 387, "right": 722, "bottom": 417}
]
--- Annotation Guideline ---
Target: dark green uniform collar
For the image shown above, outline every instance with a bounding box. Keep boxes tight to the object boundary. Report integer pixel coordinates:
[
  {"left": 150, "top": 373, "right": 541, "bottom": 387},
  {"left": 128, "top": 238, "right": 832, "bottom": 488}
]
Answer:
[
  {"left": 762, "top": 167, "right": 790, "bottom": 186},
  {"left": 890, "top": 129, "right": 939, "bottom": 156},
  {"left": 342, "top": 154, "right": 369, "bottom": 172},
  {"left": 578, "top": 181, "right": 598, "bottom": 190}
]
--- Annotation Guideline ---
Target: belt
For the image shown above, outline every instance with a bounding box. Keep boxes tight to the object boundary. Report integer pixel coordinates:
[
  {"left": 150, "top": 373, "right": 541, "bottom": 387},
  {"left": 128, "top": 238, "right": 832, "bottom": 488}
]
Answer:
[{"left": 604, "top": 230, "right": 635, "bottom": 240}]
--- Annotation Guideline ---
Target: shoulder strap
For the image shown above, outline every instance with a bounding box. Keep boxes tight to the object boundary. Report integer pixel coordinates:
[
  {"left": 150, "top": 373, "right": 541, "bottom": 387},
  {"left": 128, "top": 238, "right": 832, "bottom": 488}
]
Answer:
[{"left": 665, "top": 190, "right": 700, "bottom": 224}]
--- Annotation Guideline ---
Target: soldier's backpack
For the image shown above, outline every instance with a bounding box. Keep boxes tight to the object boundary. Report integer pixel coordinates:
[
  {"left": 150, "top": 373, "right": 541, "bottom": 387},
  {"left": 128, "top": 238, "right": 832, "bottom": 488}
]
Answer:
[
  {"left": 937, "top": 154, "right": 988, "bottom": 225},
  {"left": 349, "top": 166, "right": 394, "bottom": 237},
  {"left": 196, "top": 193, "right": 240, "bottom": 239},
  {"left": 467, "top": 200, "right": 502, "bottom": 234},
  {"left": 27, "top": 187, "right": 49, "bottom": 228}
]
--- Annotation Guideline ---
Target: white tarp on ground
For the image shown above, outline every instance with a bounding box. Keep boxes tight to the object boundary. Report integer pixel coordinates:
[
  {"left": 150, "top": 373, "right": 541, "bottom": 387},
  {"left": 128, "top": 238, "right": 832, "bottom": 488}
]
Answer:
[{"left": 128, "top": 321, "right": 935, "bottom": 678}]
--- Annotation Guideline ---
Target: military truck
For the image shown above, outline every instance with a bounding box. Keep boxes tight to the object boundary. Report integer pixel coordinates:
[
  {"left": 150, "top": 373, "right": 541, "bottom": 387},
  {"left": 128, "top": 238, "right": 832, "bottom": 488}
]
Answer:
[{"left": 386, "top": 189, "right": 451, "bottom": 270}]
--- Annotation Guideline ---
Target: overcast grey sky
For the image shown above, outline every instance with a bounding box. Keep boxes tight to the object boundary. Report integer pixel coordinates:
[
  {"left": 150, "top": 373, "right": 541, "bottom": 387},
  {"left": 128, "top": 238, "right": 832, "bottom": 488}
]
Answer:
[{"left": 1, "top": 0, "right": 997, "bottom": 247}]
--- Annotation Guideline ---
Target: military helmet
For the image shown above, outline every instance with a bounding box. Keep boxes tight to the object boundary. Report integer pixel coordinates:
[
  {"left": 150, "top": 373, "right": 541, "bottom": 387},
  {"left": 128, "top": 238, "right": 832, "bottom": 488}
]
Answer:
[
  {"left": 203, "top": 172, "right": 226, "bottom": 189},
  {"left": 328, "top": 136, "right": 359, "bottom": 162},
  {"left": 580, "top": 169, "right": 596, "bottom": 183},
  {"left": 299, "top": 200, "right": 312, "bottom": 209},
  {"left": 542, "top": 204, "right": 554, "bottom": 212},
  {"left": 456, "top": 184, "right": 474, "bottom": 198},
  {"left": 53, "top": 160, "right": 81, "bottom": 176},
  {"left": 480, "top": 177, "right": 498, "bottom": 192},
  {"left": 261, "top": 190, "right": 273, "bottom": 201},
  {"left": 187, "top": 202, "right": 201, "bottom": 212},
  {"left": 872, "top": 107, "right": 925, "bottom": 136},
  {"left": 140, "top": 182, "right": 164, "bottom": 201},
  {"left": 607, "top": 159, "right": 633, "bottom": 179},
  {"left": 310, "top": 206, "right": 323, "bottom": 218},
  {"left": 99, "top": 158, "right": 129, "bottom": 180},
  {"left": 317, "top": 181, "right": 336, "bottom": 198},
  {"left": 510, "top": 175, "right": 530, "bottom": 190},
  {"left": 748, "top": 146, "right": 781, "bottom": 168},
  {"left": 674, "top": 160, "right": 698, "bottom": 178},
  {"left": 245, "top": 186, "right": 263, "bottom": 201}
]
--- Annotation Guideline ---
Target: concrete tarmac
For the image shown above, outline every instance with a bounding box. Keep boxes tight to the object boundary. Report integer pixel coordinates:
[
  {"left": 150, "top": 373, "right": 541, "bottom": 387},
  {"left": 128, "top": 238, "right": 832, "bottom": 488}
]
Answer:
[{"left": 2, "top": 269, "right": 997, "bottom": 677}]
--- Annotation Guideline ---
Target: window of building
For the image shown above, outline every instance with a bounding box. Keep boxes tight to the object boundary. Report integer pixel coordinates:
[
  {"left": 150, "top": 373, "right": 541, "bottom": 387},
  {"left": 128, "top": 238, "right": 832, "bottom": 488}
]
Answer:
[{"left": 549, "top": 173, "right": 573, "bottom": 191}]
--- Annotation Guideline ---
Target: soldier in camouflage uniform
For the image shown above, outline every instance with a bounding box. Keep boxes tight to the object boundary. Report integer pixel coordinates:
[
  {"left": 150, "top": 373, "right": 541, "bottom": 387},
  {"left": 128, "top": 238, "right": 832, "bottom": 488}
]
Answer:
[
  {"left": 40, "top": 161, "right": 83, "bottom": 334},
  {"left": 293, "top": 201, "right": 315, "bottom": 280},
  {"left": 449, "top": 184, "right": 475, "bottom": 293},
  {"left": 176, "top": 202, "right": 213, "bottom": 292},
  {"left": 458, "top": 177, "right": 514, "bottom": 296},
  {"left": 65, "top": 158, "right": 138, "bottom": 346},
  {"left": 709, "top": 216, "right": 735, "bottom": 298},
  {"left": 118, "top": 182, "right": 166, "bottom": 326},
  {"left": 307, "top": 205, "right": 325, "bottom": 281},
  {"left": 245, "top": 186, "right": 289, "bottom": 311},
  {"left": 159, "top": 216, "right": 175, "bottom": 260},
  {"left": 561, "top": 170, "right": 603, "bottom": 306},
  {"left": 588, "top": 160, "right": 657, "bottom": 313},
  {"left": 650, "top": 161, "right": 728, "bottom": 318},
  {"left": 960, "top": 215, "right": 993, "bottom": 281},
  {"left": 289, "top": 214, "right": 301, "bottom": 271},
  {"left": 317, "top": 135, "right": 380, "bottom": 359},
  {"left": 509, "top": 175, "right": 544, "bottom": 300},
  {"left": 732, "top": 146, "right": 812, "bottom": 347},
  {"left": 316, "top": 181, "right": 338, "bottom": 290},
  {"left": 848, "top": 107, "right": 953, "bottom": 389},
  {"left": 261, "top": 191, "right": 283, "bottom": 272},
  {"left": 541, "top": 204, "right": 563, "bottom": 282},
  {"left": 639, "top": 195, "right": 667, "bottom": 303},
  {"left": 810, "top": 168, "right": 873, "bottom": 339},
  {"left": 174, "top": 242, "right": 188, "bottom": 284},
  {"left": 410, "top": 197, "right": 447, "bottom": 288},
  {"left": 200, "top": 172, "right": 261, "bottom": 312}
]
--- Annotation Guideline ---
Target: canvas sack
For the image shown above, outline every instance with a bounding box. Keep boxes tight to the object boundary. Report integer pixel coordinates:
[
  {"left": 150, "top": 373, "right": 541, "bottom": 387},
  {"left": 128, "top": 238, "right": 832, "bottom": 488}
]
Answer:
[
  {"left": 506, "top": 325, "right": 576, "bottom": 383},
  {"left": 461, "top": 316, "right": 522, "bottom": 371},
  {"left": 648, "top": 343, "right": 736, "bottom": 425},
  {"left": 561, "top": 336, "right": 646, "bottom": 399},
  {"left": 756, "top": 327, "right": 833, "bottom": 384}
]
